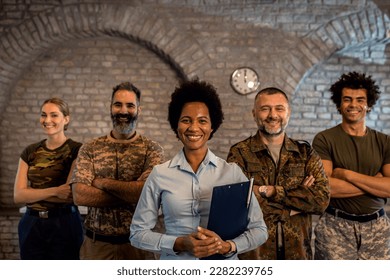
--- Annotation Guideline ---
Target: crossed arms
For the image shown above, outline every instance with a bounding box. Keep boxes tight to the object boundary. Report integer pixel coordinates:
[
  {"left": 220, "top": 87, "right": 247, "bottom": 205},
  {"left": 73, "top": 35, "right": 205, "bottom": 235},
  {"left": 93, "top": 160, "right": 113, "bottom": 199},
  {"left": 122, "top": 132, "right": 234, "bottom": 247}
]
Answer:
[
  {"left": 72, "top": 178, "right": 146, "bottom": 207},
  {"left": 322, "top": 160, "right": 390, "bottom": 198}
]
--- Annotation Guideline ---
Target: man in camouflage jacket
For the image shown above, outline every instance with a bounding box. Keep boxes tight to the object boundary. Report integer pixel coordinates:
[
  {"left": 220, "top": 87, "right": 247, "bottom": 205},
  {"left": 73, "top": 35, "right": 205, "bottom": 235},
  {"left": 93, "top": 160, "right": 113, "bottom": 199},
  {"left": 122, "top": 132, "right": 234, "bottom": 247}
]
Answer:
[
  {"left": 227, "top": 87, "right": 330, "bottom": 259},
  {"left": 71, "top": 82, "right": 164, "bottom": 260}
]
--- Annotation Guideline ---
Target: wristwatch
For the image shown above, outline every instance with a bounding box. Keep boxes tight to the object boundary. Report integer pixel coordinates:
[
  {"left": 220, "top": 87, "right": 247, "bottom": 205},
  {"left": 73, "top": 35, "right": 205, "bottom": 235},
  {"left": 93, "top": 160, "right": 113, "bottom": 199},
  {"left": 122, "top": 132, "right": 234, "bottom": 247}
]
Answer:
[
  {"left": 224, "top": 240, "right": 237, "bottom": 257},
  {"left": 259, "top": 185, "right": 267, "bottom": 198}
]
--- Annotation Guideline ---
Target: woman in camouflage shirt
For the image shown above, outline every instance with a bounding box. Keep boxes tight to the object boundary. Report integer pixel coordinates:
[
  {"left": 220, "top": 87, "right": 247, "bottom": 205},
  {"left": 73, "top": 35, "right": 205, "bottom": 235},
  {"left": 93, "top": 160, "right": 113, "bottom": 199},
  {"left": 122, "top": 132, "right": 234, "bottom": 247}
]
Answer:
[{"left": 14, "top": 98, "right": 83, "bottom": 259}]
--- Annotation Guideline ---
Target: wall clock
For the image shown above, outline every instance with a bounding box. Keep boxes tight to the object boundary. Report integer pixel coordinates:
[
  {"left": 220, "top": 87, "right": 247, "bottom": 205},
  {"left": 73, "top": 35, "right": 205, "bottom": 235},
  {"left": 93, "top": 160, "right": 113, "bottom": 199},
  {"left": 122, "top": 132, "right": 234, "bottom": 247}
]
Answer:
[{"left": 230, "top": 67, "right": 260, "bottom": 95}]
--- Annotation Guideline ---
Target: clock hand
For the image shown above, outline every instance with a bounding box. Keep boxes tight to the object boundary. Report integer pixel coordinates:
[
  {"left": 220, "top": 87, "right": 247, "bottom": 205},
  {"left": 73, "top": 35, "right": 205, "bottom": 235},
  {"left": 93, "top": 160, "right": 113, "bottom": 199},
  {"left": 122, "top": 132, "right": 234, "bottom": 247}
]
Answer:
[{"left": 244, "top": 69, "right": 247, "bottom": 83}]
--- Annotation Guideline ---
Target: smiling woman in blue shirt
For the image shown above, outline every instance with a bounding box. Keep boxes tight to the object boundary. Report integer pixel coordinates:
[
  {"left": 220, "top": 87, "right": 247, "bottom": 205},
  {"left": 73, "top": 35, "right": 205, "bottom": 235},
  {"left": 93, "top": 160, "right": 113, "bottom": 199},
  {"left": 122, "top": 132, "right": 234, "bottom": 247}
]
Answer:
[{"left": 130, "top": 79, "right": 268, "bottom": 260}]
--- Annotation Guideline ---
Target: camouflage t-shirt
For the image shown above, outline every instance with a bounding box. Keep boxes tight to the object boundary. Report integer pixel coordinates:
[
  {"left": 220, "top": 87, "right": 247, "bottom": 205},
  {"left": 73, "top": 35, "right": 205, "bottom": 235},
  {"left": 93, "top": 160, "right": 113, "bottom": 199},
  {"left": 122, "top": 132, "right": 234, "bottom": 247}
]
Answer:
[
  {"left": 71, "top": 132, "right": 164, "bottom": 235},
  {"left": 21, "top": 138, "right": 82, "bottom": 210}
]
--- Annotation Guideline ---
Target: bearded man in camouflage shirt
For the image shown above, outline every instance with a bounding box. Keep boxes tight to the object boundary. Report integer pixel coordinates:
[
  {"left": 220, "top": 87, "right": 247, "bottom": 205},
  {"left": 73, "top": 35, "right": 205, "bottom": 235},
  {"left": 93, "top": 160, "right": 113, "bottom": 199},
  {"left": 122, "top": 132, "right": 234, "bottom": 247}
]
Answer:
[
  {"left": 71, "top": 82, "right": 164, "bottom": 260},
  {"left": 227, "top": 87, "right": 330, "bottom": 259}
]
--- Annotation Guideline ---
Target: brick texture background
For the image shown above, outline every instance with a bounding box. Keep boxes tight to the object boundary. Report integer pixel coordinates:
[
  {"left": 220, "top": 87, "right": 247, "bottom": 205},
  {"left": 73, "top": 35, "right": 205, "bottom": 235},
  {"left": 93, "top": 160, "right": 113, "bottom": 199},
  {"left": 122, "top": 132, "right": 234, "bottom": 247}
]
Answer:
[{"left": 1, "top": 0, "right": 390, "bottom": 259}]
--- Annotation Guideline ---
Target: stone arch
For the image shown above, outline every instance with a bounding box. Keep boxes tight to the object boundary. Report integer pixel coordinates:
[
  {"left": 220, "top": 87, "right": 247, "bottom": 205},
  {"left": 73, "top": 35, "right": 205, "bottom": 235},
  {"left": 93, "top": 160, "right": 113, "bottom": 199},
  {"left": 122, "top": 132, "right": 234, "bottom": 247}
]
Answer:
[
  {"left": 292, "top": 6, "right": 390, "bottom": 93},
  {"left": 309, "top": 7, "right": 389, "bottom": 51},
  {"left": 0, "top": 3, "right": 213, "bottom": 207},
  {"left": 0, "top": 3, "right": 210, "bottom": 116},
  {"left": 269, "top": 6, "right": 389, "bottom": 98}
]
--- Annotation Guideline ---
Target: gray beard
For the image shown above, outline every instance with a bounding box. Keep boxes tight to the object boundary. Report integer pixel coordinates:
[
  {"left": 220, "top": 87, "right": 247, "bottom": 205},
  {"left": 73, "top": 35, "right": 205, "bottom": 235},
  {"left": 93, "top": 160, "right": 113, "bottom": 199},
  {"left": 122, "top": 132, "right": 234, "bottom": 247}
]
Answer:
[
  {"left": 259, "top": 126, "right": 284, "bottom": 137},
  {"left": 258, "top": 119, "right": 288, "bottom": 137},
  {"left": 111, "top": 112, "right": 138, "bottom": 135},
  {"left": 113, "top": 121, "right": 136, "bottom": 134}
]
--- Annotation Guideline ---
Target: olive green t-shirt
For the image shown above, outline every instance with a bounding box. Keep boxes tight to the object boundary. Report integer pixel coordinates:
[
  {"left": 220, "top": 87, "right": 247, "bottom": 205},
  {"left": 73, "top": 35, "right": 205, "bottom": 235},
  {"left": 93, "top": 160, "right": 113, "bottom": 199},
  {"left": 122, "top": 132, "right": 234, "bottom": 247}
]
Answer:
[{"left": 313, "top": 124, "right": 390, "bottom": 214}]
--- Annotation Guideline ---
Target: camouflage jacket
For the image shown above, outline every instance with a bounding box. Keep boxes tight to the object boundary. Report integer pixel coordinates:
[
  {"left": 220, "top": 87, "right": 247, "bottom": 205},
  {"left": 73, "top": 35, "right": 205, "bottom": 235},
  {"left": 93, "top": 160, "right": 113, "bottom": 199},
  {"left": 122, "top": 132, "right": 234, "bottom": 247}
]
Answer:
[
  {"left": 227, "top": 132, "right": 330, "bottom": 259},
  {"left": 72, "top": 132, "right": 164, "bottom": 235}
]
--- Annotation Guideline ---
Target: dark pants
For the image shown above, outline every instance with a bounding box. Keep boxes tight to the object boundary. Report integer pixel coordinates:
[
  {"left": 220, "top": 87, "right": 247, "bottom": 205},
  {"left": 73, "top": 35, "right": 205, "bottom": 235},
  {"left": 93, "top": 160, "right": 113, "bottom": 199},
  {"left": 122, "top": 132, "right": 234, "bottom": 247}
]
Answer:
[{"left": 18, "top": 206, "right": 84, "bottom": 260}]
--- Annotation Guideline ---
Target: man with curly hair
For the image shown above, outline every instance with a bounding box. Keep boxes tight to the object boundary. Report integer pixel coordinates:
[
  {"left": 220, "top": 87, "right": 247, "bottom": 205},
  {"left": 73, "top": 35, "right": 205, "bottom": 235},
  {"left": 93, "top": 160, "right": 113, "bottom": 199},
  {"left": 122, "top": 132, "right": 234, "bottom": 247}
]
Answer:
[{"left": 313, "top": 71, "right": 390, "bottom": 259}]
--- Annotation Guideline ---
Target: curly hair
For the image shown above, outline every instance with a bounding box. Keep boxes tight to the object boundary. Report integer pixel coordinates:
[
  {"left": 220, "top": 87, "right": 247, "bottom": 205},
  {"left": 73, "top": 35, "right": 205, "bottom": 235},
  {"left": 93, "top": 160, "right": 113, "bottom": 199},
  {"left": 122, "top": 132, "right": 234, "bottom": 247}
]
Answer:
[
  {"left": 168, "top": 79, "right": 224, "bottom": 140},
  {"left": 330, "top": 71, "right": 380, "bottom": 111}
]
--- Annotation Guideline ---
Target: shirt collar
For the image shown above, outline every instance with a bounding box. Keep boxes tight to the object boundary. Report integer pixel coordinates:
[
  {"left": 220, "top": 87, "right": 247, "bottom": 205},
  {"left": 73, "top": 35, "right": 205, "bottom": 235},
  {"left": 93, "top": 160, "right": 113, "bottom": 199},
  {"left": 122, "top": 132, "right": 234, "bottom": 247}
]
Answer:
[
  {"left": 250, "top": 131, "right": 300, "bottom": 153},
  {"left": 169, "top": 148, "right": 218, "bottom": 170},
  {"left": 107, "top": 131, "right": 139, "bottom": 143}
]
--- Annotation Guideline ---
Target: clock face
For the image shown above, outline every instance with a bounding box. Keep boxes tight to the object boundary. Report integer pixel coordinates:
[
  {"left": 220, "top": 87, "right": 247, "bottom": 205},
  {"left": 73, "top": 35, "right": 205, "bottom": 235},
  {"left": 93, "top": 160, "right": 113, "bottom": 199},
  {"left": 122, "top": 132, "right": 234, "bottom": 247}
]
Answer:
[{"left": 230, "top": 67, "right": 260, "bottom": 95}]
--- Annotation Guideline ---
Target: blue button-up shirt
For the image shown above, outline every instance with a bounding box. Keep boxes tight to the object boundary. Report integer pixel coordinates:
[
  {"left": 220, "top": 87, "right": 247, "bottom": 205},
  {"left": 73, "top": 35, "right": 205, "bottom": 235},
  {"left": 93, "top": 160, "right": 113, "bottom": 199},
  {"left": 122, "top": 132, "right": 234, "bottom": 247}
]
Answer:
[{"left": 130, "top": 149, "right": 268, "bottom": 260}]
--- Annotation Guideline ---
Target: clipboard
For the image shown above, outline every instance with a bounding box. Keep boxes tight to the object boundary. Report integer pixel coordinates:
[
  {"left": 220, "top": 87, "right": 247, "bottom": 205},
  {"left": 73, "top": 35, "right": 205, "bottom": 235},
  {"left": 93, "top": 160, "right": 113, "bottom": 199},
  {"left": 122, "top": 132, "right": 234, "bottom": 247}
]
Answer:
[{"left": 202, "top": 178, "right": 254, "bottom": 259}]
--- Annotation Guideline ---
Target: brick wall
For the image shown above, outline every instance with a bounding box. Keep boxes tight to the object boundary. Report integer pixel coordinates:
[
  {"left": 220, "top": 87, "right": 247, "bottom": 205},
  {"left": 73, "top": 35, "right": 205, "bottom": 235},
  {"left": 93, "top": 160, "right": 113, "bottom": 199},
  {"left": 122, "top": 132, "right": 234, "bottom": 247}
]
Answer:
[
  {"left": 0, "top": 210, "right": 20, "bottom": 260},
  {"left": 1, "top": 0, "right": 390, "bottom": 259}
]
